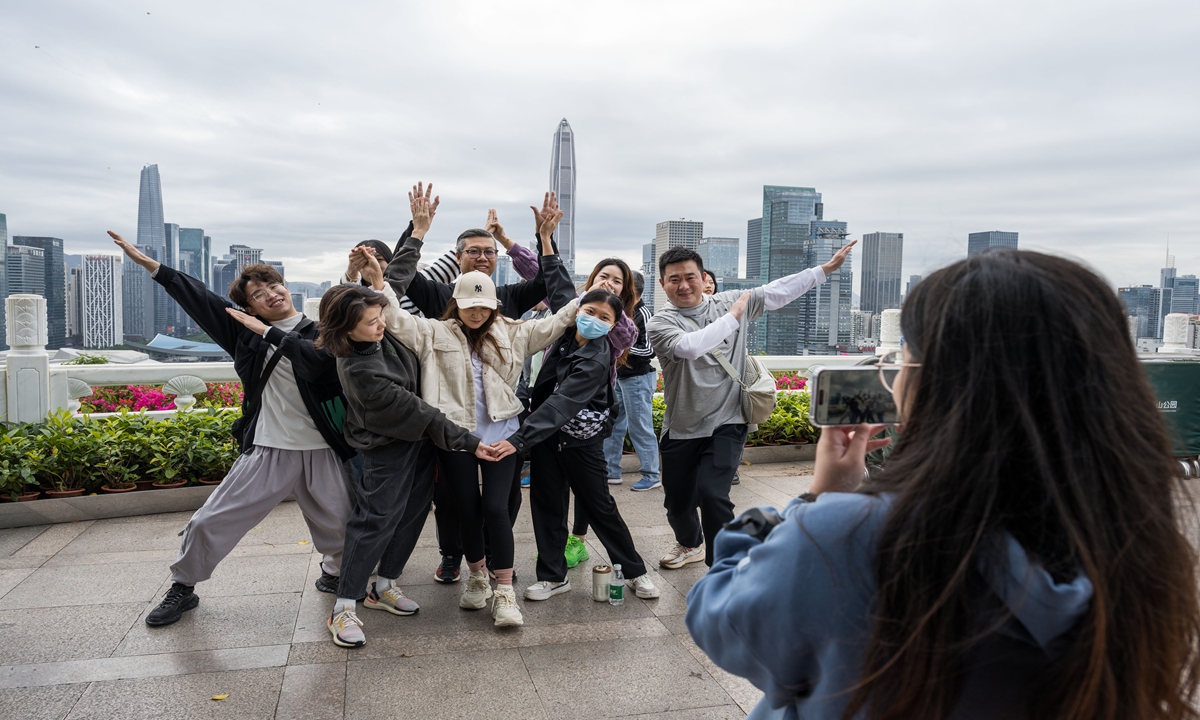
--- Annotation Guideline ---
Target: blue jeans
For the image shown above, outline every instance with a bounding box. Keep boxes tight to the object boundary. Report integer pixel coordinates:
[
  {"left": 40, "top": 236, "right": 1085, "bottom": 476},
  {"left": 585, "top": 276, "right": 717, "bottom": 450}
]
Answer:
[{"left": 603, "top": 371, "right": 660, "bottom": 481}]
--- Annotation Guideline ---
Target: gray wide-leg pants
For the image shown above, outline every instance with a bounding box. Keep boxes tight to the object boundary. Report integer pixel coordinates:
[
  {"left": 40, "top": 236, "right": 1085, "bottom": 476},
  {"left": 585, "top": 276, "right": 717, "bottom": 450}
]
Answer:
[{"left": 170, "top": 446, "right": 353, "bottom": 586}]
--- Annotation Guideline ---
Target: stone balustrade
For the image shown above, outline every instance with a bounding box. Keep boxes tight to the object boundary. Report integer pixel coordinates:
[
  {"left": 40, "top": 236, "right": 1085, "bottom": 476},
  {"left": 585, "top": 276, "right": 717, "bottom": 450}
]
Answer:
[{"left": 3, "top": 293, "right": 904, "bottom": 424}]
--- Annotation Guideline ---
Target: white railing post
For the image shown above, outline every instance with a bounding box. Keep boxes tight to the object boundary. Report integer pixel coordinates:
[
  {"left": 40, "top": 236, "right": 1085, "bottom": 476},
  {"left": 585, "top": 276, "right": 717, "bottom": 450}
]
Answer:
[
  {"left": 875, "top": 309, "right": 902, "bottom": 356},
  {"left": 5, "top": 294, "right": 52, "bottom": 423},
  {"left": 304, "top": 297, "right": 322, "bottom": 322},
  {"left": 1160, "top": 313, "right": 1198, "bottom": 355}
]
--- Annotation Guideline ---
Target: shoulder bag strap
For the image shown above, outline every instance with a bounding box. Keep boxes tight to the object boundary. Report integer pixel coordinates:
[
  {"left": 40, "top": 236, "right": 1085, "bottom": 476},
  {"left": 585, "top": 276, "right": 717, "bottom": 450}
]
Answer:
[
  {"left": 678, "top": 314, "right": 745, "bottom": 388},
  {"left": 248, "top": 341, "right": 286, "bottom": 410}
]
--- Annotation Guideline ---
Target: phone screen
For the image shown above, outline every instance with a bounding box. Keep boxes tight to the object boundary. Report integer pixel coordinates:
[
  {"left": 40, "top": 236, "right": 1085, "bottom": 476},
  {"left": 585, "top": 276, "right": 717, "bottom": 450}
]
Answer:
[{"left": 811, "top": 366, "right": 900, "bottom": 426}]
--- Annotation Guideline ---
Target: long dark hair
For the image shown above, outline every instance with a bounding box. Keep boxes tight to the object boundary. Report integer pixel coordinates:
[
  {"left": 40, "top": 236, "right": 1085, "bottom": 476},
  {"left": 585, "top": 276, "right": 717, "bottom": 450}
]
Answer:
[
  {"left": 439, "top": 298, "right": 508, "bottom": 367},
  {"left": 315, "top": 285, "right": 389, "bottom": 358},
  {"left": 586, "top": 258, "right": 638, "bottom": 318},
  {"left": 844, "top": 250, "right": 1200, "bottom": 720}
]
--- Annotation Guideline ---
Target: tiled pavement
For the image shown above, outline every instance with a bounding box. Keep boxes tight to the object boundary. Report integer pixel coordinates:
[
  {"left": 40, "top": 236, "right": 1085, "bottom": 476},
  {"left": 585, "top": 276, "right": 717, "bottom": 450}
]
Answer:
[{"left": 0, "top": 460, "right": 814, "bottom": 720}]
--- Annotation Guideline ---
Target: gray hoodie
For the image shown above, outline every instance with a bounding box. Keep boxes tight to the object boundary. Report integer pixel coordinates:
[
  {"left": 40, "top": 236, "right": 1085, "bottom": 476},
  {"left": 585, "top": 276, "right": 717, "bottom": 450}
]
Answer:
[{"left": 686, "top": 493, "right": 1093, "bottom": 720}]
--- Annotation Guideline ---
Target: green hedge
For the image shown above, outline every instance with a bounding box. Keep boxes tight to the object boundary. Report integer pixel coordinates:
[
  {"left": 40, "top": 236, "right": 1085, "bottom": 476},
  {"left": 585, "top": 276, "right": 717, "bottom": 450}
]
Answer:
[
  {"left": 648, "top": 390, "right": 818, "bottom": 446},
  {"left": 1, "top": 410, "right": 241, "bottom": 499}
]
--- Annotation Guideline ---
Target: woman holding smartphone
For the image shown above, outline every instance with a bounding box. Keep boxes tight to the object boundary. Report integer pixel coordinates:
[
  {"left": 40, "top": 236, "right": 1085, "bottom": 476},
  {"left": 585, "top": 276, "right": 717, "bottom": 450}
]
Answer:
[
  {"left": 492, "top": 289, "right": 661, "bottom": 603},
  {"left": 687, "top": 250, "right": 1200, "bottom": 719}
]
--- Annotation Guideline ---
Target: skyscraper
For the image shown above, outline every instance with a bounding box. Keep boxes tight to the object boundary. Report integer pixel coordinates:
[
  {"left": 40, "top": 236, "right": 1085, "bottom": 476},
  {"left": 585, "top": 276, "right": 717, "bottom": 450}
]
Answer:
[
  {"left": 967, "top": 231, "right": 1018, "bottom": 256},
  {"left": 746, "top": 218, "right": 762, "bottom": 279},
  {"left": 1171, "top": 275, "right": 1199, "bottom": 315},
  {"left": 698, "top": 237, "right": 739, "bottom": 278},
  {"left": 12, "top": 236, "right": 66, "bottom": 349},
  {"left": 66, "top": 266, "right": 83, "bottom": 341},
  {"left": 122, "top": 244, "right": 157, "bottom": 340},
  {"left": 641, "top": 242, "right": 656, "bottom": 312},
  {"left": 549, "top": 119, "right": 577, "bottom": 274},
  {"left": 137, "top": 166, "right": 172, "bottom": 336},
  {"left": 82, "top": 255, "right": 123, "bottom": 348},
  {"left": 905, "top": 274, "right": 922, "bottom": 300},
  {"left": 492, "top": 255, "right": 515, "bottom": 287},
  {"left": 0, "top": 212, "right": 7, "bottom": 349},
  {"left": 859, "top": 232, "right": 904, "bottom": 314},
  {"left": 6, "top": 245, "right": 45, "bottom": 296},
  {"left": 230, "top": 244, "right": 263, "bottom": 270},
  {"left": 1119, "top": 285, "right": 1166, "bottom": 339},
  {"left": 178, "top": 228, "right": 211, "bottom": 289},
  {"left": 757, "top": 186, "right": 852, "bottom": 354},
  {"left": 654, "top": 220, "right": 703, "bottom": 279}
]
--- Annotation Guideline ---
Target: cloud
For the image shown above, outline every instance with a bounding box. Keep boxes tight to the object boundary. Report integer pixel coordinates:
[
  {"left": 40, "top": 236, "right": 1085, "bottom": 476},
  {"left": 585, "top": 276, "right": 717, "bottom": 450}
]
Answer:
[{"left": 1, "top": 0, "right": 1197, "bottom": 292}]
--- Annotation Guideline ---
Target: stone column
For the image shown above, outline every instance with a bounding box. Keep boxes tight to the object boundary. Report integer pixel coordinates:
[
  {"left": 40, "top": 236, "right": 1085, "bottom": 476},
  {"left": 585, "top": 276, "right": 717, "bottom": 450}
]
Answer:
[
  {"left": 1159, "top": 313, "right": 1197, "bottom": 354},
  {"left": 875, "top": 309, "right": 902, "bottom": 356},
  {"left": 303, "top": 297, "right": 322, "bottom": 322},
  {"left": 5, "top": 294, "right": 51, "bottom": 423}
]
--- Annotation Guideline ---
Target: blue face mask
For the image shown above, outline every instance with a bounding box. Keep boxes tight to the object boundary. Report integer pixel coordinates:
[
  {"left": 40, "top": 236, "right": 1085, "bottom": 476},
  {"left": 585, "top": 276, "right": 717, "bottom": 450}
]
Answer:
[{"left": 576, "top": 313, "right": 613, "bottom": 339}]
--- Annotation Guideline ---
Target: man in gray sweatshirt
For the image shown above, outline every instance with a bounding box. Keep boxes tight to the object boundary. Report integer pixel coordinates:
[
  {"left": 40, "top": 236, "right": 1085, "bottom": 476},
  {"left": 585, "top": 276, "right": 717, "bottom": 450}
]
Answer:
[{"left": 647, "top": 243, "right": 854, "bottom": 568}]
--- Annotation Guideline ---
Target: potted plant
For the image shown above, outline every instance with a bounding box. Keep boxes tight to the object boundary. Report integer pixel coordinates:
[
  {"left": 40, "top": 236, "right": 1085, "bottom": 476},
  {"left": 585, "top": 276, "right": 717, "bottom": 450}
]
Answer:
[
  {"left": 34, "top": 412, "right": 100, "bottom": 497},
  {"left": 149, "top": 438, "right": 188, "bottom": 489},
  {"left": 0, "top": 430, "right": 40, "bottom": 502}
]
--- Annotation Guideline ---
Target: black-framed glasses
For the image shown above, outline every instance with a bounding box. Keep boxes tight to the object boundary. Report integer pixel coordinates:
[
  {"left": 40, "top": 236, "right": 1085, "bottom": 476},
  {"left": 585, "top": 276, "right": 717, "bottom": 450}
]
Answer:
[
  {"left": 876, "top": 350, "right": 921, "bottom": 394},
  {"left": 464, "top": 248, "right": 497, "bottom": 259}
]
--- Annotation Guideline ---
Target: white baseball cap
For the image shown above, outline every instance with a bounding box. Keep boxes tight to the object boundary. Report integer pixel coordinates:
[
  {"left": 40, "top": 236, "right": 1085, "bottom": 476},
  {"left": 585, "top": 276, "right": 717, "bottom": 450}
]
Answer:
[{"left": 453, "top": 271, "right": 498, "bottom": 309}]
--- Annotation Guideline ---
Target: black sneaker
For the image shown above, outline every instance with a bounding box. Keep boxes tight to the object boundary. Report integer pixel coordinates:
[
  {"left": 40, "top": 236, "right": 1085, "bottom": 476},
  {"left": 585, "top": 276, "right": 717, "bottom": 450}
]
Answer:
[
  {"left": 434, "top": 555, "right": 461, "bottom": 584},
  {"left": 314, "top": 571, "right": 340, "bottom": 594},
  {"left": 146, "top": 582, "right": 199, "bottom": 626},
  {"left": 731, "top": 471, "right": 741, "bottom": 486}
]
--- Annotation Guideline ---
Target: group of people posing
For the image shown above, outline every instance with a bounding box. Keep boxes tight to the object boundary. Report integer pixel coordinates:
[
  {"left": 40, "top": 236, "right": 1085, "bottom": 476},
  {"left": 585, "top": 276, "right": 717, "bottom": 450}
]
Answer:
[{"left": 108, "top": 181, "right": 852, "bottom": 649}]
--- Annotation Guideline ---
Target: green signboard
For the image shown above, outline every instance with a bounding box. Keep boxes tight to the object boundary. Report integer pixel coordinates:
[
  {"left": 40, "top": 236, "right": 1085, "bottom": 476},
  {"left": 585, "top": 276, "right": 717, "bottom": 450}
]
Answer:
[{"left": 1142, "top": 359, "right": 1200, "bottom": 457}]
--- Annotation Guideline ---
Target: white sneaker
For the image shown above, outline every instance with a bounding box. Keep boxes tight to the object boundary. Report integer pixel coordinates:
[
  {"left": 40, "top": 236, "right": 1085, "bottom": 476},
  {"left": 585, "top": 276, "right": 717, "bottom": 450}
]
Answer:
[
  {"left": 523, "top": 579, "right": 571, "bottom": 601},
  {"left": 492, "top": 585, "right": 524, "bottom": 627},
  {"left": 607, "top": 476, "right": 623, "bottom": 485},
  {"left": 659, "top": 543, "right": 704, "bottom": 569},
  {"left": 460, "top": 571, "right": 493, "bottom": 610},
  {"left": 627, "top": 574, "right": 661, "bottom": 599},
  {"left": 328, "top": 609, "right": 365, "bottom": 648}
]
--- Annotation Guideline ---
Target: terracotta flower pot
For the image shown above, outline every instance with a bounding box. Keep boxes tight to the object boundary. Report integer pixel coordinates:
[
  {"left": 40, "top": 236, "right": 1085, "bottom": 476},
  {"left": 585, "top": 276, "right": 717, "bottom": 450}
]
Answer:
[
  {"left": 0, "top": 490, "right": 41, "bottom": 503},
  {"left": 44, "top": 488, "right": 85, "bottom": 498},
  {"left": 134, "top": 479, "right": 156, "bottom": 491},
  {"left": 197, "top": 477, "right": 223, "bottom": 486},
  {"left": 152, "top": 479, "right": 188, "bottom": 490},
  {"left": 101, "top": 485, "right": 138, "bottom": 494}
]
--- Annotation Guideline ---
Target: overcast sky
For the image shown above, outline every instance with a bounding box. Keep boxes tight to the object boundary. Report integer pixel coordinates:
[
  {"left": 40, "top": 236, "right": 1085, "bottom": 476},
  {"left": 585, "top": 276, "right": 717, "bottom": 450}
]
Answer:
[{"left": 2, "top": 0, "right": 1198, "bottom": 293}]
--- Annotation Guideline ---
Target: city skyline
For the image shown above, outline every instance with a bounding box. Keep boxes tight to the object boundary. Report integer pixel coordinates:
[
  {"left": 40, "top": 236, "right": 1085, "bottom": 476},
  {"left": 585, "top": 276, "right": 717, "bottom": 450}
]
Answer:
[{"left": 3, "top": 2, "right": 1195, "bottom": 296}]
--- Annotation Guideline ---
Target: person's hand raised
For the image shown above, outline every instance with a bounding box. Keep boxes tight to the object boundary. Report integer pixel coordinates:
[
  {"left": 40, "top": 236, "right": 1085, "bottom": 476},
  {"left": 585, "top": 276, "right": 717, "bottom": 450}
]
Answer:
[
  {"left": 225, "top": 307, "right": 270, "bottom": 335},
  {"left": 353, "top": 247, "right": 385, "bottom": 290},
  {"left": 108, "top": 231, "right": 160, "bottom": 273},
  {"left": 530, "top": 192, "right": 563, "bottom": 240},
  {"left": 821, "top": 239, "right": 857, "bottom": 276},
  {"left": 408, "top": 182, "right": 439, "bottom": 239},
  {"left": 485, "top": 209, "right": 512, "bottom": 249}
]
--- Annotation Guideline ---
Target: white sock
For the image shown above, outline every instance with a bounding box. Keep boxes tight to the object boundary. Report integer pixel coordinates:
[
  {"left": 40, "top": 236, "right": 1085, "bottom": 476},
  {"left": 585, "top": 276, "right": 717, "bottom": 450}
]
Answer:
[
  {"left": 334, "top": 597, "right": 356, "bottom": 613},
  {"left": 374, "top": 575, "right": 397, "bottom": 593}
]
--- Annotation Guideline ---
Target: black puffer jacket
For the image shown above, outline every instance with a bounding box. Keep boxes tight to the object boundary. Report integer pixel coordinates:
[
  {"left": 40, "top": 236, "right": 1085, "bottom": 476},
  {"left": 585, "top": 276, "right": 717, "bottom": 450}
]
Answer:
[{"left": 506, "top": 328, "right": 617, "bottom": 452}]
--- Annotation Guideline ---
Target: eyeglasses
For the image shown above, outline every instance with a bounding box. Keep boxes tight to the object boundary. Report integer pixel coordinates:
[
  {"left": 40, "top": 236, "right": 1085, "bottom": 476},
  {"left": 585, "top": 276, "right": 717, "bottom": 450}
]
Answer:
[
  {"left": 249, "top": 283, "right": 287, "bottom": 304},
  {"left": 464, "top": 248, "right": 497, "bottom": 259},
  {"left": 875, "top": 351, "right": 921, "bottom": 394}
]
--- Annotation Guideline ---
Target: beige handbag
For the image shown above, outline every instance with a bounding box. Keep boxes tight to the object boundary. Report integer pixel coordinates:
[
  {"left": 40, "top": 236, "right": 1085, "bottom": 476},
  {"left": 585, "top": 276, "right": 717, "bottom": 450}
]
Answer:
[{"left": 681, "top": 316, "right": 777, "bottom": 425}]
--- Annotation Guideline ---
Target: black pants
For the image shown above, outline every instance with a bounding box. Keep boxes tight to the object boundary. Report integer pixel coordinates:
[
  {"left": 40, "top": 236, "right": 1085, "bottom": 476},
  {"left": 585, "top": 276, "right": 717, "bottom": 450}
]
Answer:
[
  {"left": 435, "top": 454, "right": 522, "bottom": 562},
  {"left": 529, "top": 436, "right": 646, "bottom": 582},
  {"left": 439, "top": 450, "right": 518, "bottom": 571},
  {"left": 659, "top": 423, "right": 748, "bottom": 567},
  {"left": 338, "top": 440, "right": 436, "bottom": 600}
]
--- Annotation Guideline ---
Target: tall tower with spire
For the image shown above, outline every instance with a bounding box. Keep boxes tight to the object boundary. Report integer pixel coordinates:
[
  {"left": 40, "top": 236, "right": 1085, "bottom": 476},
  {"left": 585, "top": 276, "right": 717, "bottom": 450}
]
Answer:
[{"left": 549, "top": 119, "right": 576, "bottom": 274}]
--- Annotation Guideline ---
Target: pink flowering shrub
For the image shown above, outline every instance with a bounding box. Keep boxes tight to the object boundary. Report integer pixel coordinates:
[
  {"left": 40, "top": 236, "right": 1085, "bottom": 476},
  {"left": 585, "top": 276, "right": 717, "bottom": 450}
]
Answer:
[
  {"left": 79, "top": 382, "right": 244, "bottom": 413},
  {"left": 773, "top": 373, "right": 807, "bottom": 391}
]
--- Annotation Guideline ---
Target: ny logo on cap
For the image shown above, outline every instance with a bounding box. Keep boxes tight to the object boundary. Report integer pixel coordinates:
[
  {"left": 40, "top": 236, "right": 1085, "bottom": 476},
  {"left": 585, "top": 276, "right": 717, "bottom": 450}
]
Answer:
[{"left": 475, "top": 285, "right": 483, "bottom": 292}]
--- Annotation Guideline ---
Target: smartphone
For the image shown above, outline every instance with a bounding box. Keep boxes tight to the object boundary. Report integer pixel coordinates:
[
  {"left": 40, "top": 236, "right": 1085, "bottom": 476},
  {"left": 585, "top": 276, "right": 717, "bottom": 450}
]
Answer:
[{"left": 810, "top": 366, "right": 900, "bottom": 427}]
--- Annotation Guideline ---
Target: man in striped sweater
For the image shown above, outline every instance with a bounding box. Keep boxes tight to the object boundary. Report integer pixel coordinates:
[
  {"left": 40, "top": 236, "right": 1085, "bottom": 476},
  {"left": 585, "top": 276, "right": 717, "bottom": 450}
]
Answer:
[{"left": 603, "top": 270, "right": 661, "bottom": 492}]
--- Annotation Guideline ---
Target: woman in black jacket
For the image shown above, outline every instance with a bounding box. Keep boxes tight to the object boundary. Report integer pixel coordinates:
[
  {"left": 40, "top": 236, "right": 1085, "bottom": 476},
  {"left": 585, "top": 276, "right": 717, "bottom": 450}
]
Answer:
[
  {"left": 492, "top": 289, "right": 660, "bottom": 602},
  {"left": 317, "top": 284, "right": 497, "bottom": 648}
]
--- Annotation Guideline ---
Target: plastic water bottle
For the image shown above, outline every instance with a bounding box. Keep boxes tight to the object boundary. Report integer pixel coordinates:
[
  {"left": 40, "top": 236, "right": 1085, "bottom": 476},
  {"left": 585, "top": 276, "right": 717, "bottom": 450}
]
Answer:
[{"left": 609, "top": 564, "right": 625, "bottom": 606}]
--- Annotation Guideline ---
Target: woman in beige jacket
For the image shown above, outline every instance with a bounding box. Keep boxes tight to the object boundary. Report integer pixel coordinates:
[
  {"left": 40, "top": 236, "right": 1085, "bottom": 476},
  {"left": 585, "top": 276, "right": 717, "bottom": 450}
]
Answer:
[{"left": 356, "top": 228, "right": 577, "bottom": 628}]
